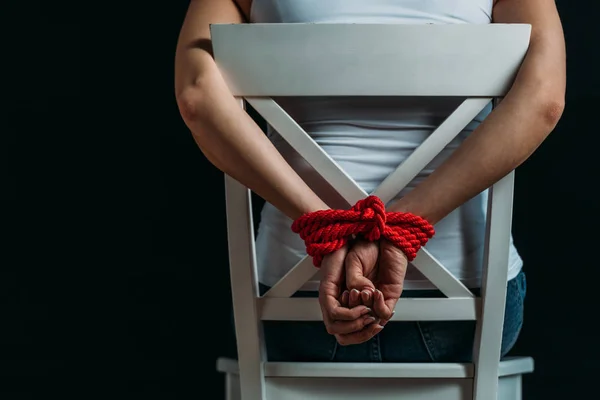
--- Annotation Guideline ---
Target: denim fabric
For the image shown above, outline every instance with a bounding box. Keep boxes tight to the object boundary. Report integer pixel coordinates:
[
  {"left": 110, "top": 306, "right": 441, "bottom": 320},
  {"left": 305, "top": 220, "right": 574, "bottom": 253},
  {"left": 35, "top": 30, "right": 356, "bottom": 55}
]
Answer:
[{"left": 234, "top": 271, "right": 526, "bottom": 363}]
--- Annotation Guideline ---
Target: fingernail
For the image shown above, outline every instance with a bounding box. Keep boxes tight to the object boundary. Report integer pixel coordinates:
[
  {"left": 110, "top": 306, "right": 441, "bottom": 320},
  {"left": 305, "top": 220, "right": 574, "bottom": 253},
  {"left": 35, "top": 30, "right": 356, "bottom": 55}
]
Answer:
[
  {"left": 361, "top": 307, "right": 372, "bottom": 315},
  {"left": 341, "top": 294, "right": 349, "bottom": 305},
  {"left": 351, "top": 289, "right": 360, "bottom": 294},
  {"left": 365, "top": 316, "right": 376, "bottom": 324}
]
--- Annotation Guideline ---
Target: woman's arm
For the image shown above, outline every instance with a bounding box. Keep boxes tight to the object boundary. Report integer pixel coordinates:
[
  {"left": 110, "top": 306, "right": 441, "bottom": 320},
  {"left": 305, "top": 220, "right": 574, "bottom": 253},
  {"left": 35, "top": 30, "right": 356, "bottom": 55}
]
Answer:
[
  {"left": 387, "top": 0, "right": 566, "bottom": 223},
  {"left": 175, "top": 0, "right": 328, "bottom": 219}
]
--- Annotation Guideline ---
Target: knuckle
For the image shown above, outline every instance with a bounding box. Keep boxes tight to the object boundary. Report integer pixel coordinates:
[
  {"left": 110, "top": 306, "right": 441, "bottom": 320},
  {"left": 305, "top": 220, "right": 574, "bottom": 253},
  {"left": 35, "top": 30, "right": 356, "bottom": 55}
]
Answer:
[
  {"left": 336, "top": 336, "right": 349, "bottom": 346},
  {"left": 377, "top": 310, "right": 391, "bottom": 321}
]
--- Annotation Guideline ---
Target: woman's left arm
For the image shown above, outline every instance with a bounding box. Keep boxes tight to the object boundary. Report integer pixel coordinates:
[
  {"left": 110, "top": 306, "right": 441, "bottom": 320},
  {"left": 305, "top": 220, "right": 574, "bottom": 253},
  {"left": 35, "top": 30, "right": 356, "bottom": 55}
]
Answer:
[{"left": 386, "top": 0, "right": 566, "bottom": 222}]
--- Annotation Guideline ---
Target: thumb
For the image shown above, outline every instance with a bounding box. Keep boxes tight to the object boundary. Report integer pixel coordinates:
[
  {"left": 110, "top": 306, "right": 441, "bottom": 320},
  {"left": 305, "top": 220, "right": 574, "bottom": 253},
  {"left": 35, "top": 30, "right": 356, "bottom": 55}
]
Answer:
[
  {"left": 320, "top": 246, "right": 349, "bottom": 283},
  {"left": 372, "top": 289, "right": 396, "bottom": 321},
  {"left": 345, "top": 250, "right": 375, "bottom": 291}
]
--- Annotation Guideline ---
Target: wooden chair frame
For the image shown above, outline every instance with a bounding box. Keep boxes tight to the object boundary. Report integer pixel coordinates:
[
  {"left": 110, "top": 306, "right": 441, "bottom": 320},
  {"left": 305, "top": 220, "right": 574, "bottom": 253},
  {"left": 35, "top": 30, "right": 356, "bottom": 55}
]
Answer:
[{"left": 211, "top": 23, "right": 533, "bottom": 400}]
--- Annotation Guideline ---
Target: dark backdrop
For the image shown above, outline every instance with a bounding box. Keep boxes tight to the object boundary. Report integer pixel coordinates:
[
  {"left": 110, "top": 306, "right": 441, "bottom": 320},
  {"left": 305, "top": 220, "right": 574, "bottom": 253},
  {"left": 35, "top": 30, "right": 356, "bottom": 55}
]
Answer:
[{"left": 4, "top": 1, "right": 599, "bottom": 399}]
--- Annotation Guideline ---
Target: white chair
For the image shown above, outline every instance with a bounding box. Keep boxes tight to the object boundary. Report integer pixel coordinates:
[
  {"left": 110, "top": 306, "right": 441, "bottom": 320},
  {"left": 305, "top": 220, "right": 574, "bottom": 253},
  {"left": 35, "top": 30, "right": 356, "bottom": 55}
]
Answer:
[{"left": 210, "top": 23, "right": 534, "bottom": 400}]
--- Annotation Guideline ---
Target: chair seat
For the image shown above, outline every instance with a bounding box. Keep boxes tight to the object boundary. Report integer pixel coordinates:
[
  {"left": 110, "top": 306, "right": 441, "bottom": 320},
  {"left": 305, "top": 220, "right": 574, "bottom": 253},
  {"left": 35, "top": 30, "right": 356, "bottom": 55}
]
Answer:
[{"left": 216, "top": 356, "right": 534, "bottom": 379}]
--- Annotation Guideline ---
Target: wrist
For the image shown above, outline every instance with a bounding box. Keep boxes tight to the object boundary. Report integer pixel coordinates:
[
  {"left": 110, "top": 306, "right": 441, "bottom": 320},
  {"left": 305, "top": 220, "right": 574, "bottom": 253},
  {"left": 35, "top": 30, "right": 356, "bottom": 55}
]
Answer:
[
  {"left": 387, "top": 197, "right": 440, "bottom": 225},
  {"left": 379, "top": 238, "right": 409, "bottom": 261},
  {"left": 292, "top": 196, "right": 435, "bottom": 266},
  {"left": 294, "top": 199, "right": 329, "bottom": 220}
]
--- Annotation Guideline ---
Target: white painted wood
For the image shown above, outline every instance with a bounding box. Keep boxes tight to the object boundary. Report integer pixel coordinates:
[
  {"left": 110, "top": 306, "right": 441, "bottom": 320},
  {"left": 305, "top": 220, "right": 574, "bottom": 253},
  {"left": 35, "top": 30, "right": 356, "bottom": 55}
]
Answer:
[
  {"left": 224, "top": 99, "right": 267, "bottom": 400},
  {"left": 217, "top": 356, "right": 533, "bottom": 400},
  {"left": 218, "top": 357, "right": 240, "bottom": 375},
  {"left": 250, "top": 97, "right": 489, "bottom": 299},
  {"left": 263, "top": 257, "right": 318, "bottom": 298},
  {"left": 226, "top": 374, "right": 241, "bottom": 400},
  {"left": 497, "top": 376, "right": 522, "bottom": 400},
  {"left": 373, "top": 98, "right": 491, "bottom": 204},
  {"left": 497, "top": 357, "right": 534, "bottom": 377},
  {"left": 217, "top": 356, "right": 534, "bottom": 379},
  {"left": 472, "top": 172, "right": 515, "bottom": 400},
  {"left": 372, "top": 99, "right": 491, "bottom": 299},
  {"left": 210, "top": 24, "right": 531, "bottom": 97},
  {"left": 265, "top": 362, "right": 472, "bottom": 379},
  {"left": 259, "top": 298, "right": 479, "bottom": 321},
  {"left": 265, "top": 377, "right": 472, "bottom": 400},
  {"left": 411, "top": 250, "right": 475, "bottom": 298},
  {"left": 214, "top": 25, "right": 533, "bottom": 400},
  {"left": 247, "top": 97, "right": 367, "bottom": 205}
]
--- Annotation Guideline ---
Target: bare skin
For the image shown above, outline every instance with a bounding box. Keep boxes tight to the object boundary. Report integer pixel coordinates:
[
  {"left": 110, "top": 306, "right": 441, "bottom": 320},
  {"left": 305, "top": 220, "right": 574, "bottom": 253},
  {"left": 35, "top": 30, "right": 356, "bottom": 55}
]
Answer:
[{"left": 174, "top": 0, "right": 565, "bottom": 346}]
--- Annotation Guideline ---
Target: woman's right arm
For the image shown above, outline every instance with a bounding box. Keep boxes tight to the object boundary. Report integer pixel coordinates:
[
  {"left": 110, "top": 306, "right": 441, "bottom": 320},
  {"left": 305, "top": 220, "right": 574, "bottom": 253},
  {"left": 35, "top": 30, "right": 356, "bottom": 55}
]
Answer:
[{"left": 174, "top": 0, "right": 328, "bottom": 219}]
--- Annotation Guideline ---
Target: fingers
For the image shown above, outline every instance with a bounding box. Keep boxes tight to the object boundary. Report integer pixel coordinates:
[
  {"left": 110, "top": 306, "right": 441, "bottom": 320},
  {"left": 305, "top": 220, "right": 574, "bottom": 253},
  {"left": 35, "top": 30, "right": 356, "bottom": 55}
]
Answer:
[
  {"left": 340, "top": 290, "right": 349, "bottom": 307},
  {"left": 345, "top": 252, "right": 376, "bottom": 291},
  {"left": 383, "top": 296, "right": 400, "bottom": 323},
  {"left": 335, "top": 322, "right": 385, "bottom": 346},
  {"left": 380, "top": 310, "right": 395, "bottom": 327},
  {"left": 326, "top": 289, "right": 386, "bottom": 343},
  {"left": 328, "top": 301, "right": 371, "bottom": 321},
  {"left": 321, "top": 293, "right": 375, "bottom": 336},
  {"left": 321, "top": 292, "right": 371, "bottom": 320},
  {"left": 325, "top": 315, "right": 378, "bottom": 335},
  {"left": 361, "top": 288, "right": 374, "bottom": 308},
  {"left": 372, "top": 289, "right": 394, "bottom": 321},
  {"left": 340, "top": 288, "right": 374, "bottom": 309},
  {"left": 344, "top": 241, "right": 378, "bottom": 291},
  {"left": 349, "top": 288, "right": 361, "bottom": 308}
]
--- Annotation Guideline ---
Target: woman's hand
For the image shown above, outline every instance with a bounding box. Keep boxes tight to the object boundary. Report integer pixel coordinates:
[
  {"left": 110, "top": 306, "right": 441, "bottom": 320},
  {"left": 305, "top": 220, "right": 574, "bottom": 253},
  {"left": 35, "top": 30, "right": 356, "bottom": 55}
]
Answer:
[
  {"left": 344, "top": 239, "right": 379, "bottom": 308},
  {"left": 342, "top": 238, "right": 408, "bottom": 332},
  {"left": 371, "top": 239, "right": 408, "bottom": 323},
  {"left": 318, "top": 245, "right": 383, "bottom": 346}
]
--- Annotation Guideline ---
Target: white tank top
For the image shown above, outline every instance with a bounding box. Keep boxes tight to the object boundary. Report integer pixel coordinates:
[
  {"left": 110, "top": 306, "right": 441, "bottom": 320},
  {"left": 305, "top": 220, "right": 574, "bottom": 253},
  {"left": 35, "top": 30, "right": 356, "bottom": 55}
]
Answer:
[{"left": 250, "top": 0, "right": 523, "bottom": 290}]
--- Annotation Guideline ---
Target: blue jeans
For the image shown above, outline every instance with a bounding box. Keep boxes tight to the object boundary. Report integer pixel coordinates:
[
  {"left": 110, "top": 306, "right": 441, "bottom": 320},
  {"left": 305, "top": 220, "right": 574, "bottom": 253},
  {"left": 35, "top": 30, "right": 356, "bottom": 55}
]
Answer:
[{"left": 254, "top": 271, "right": 526, "bottom": 362}]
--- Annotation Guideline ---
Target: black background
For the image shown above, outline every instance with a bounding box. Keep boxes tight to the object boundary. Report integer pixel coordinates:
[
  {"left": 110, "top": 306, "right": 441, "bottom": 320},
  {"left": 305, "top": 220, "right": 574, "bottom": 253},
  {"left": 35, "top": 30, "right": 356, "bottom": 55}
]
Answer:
[{"left": 4, "top": 1, "right": 599, "bottom": 399}]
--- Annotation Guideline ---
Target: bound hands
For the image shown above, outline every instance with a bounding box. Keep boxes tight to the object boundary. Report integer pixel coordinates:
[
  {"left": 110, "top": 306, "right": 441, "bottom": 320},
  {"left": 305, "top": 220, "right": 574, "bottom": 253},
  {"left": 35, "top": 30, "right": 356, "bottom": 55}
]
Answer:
[{"left": 318, "top": 238, "right": 409, "bottom": 346}]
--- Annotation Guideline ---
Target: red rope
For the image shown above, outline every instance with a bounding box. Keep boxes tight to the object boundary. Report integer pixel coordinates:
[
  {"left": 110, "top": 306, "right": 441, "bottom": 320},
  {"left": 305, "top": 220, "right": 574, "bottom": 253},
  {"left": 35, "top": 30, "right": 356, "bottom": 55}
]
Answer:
[{"left": 291, "top": 195, "right": 435, "bottom": 267}]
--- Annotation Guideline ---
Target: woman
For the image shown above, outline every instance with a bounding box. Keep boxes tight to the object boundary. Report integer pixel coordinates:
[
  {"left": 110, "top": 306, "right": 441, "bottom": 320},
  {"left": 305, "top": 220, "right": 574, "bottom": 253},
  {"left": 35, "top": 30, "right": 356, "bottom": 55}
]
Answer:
[{"left": 175, "top": 0, "right": 565, "bottom": 362}]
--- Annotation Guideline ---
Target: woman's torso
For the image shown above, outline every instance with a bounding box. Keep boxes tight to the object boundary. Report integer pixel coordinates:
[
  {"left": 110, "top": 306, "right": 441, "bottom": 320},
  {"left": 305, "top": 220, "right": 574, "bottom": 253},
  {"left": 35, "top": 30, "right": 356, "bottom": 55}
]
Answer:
[{"left": 248, "top": 0, "right": 523, "bottom": 290}]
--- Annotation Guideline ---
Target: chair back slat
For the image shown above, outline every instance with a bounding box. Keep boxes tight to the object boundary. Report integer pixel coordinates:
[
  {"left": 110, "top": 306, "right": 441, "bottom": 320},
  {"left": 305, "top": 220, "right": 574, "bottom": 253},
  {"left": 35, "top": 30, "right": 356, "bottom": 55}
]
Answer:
[
  {"left": 259, "top": 298, "right": 479, "bottom": 321},
  {"left": 211, "top": 23, "right": 531, "bottom": 96}
]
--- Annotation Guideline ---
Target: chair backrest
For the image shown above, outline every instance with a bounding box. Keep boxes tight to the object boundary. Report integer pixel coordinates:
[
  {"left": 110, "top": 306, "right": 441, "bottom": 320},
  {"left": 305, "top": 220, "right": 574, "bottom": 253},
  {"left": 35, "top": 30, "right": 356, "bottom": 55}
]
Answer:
[{"left": 211, "top": 23, "right": 531, "bottom": 400}]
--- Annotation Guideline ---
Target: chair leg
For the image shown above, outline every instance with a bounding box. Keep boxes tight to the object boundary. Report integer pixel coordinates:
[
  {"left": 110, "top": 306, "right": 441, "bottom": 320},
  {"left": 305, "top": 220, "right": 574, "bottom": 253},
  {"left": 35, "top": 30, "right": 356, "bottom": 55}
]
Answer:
[
  {"left": 225, "top": 373, "right": 242, "bottom": 400},
  {"left": 497, "top": 375, "right": 523, "bottom": 400}
]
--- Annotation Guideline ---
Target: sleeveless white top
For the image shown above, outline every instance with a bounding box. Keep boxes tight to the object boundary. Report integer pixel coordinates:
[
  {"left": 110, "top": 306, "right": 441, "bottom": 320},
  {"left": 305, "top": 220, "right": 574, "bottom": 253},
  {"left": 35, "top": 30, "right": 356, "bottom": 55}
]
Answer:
[{"left": 250, "top": 0, "right": 523, "bottom": 290}]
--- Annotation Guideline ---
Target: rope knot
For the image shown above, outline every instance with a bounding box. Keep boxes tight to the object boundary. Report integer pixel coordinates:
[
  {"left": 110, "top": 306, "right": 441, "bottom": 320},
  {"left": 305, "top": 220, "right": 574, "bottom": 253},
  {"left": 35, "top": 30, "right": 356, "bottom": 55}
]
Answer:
[
  {"left": 291, "top": 195, "right": 435, "bottom": 267},
  {"left": 352, "top": 195, "right": 387, "bottom": 241}
]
